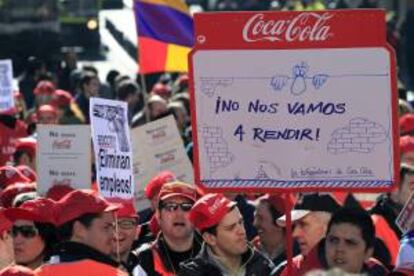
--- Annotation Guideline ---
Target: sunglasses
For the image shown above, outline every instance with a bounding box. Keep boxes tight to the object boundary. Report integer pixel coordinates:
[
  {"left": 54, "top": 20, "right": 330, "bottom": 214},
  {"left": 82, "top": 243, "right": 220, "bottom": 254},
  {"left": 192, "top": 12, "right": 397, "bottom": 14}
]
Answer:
[
  {"left": 161, "top": 202, "right": 193, "bottom": 212},
  {"left": 12, "top": 225, "right": 39, "bottom": 239},
  {"left": 117, "top": 220, "right": 138, "bottom": 230}
]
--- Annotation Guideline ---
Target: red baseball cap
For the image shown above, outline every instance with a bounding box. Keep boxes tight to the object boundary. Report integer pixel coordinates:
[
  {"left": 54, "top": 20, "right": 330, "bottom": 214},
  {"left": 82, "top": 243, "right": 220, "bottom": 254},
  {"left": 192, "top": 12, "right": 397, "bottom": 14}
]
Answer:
[
  {"left": 34, "top": 80, "right": 55, "bottom": 95},
  {"left": 400, "top": 135, "right": 414, "bottom": 154},
  {"left": 116, "top": 201, "right": 139, "bottom": 219},
  {"left": 56, "top": 189, "right": 121, "bottom": 226},
  {"left": 177, "top": 74, "right": 189, "bottom": 86},
  {"left": 257, "top": 194, "right": 295, "bottom": 219},
  {"left": 158, "top": 181, "right": 196, "bottom": 203},
  {"left": 0, "top": 107, "right": 17, "bottom": 115},
  {"left": 5, "top": 197, "right": 58, "bottom": 225},
  {"left": 37, "top": 104, "right": 57, "bottom": 116},
  {"left": 151, "top": 83, "right": 172, "bottom": 98},
  {"left": 0, "top": 182, "right": 37, "bottom": 208},
  {"left": 45, "top": 184, "right": 75, "bottom": 201},
  {"left": 0, "top": 208, "right": 12, "bottom": 234},
  {"left": 50, "top": 89, "right": 73, "bottom": 108},
  {"left": 144, "top": 171, "right": 176, "bottom": 199},
  {"left": 16, "top": 165, "right": 37, "bottom": 182},
  {"left": 15, "top": 138, "right": 37, "bottom": 160},
  {"left": 0, "top": 166, "right": 31, "bottom": 189},
  {"left": 188, "top": 193, "right": 237, "bottom": 232},
  {"left": 400, "top": 113, "right": 414, "bottom": 135},
  {"left": 0, "top": 265, "right": 36, "bottom": 276}
]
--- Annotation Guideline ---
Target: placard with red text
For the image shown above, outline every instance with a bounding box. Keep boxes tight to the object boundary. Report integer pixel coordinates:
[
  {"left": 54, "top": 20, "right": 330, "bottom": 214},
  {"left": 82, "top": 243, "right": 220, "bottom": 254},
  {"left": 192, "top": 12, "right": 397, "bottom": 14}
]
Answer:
[{"left": 189, "top": 10, "right": 398, "bottom": 192}]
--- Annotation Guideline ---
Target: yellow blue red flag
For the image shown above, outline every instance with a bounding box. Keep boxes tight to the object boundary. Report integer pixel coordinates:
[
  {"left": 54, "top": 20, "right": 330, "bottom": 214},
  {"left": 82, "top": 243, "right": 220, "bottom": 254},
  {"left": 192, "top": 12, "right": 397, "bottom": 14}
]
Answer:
[{"left": 134, "top": 0, "right": 194, "bottom": 74}]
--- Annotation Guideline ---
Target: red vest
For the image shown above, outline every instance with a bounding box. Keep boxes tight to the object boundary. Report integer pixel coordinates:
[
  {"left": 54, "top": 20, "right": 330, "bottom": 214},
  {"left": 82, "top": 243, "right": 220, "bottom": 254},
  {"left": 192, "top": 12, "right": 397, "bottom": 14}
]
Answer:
[{"left": 152, "top": 247, "right": 175, "bottom": 276}]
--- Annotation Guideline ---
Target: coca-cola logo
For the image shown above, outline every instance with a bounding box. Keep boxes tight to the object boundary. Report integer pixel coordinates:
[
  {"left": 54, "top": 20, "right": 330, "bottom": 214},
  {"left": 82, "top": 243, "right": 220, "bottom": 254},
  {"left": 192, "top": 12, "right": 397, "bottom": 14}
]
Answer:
[
  {"left": 242, "top": 12, "right": 334, "bottom": 43},
  {"left": 52, "top": 179, "right": 71, "bottom": 186},
  {"left": 52, "top": 139, "right": 72, "bottom": 150}
]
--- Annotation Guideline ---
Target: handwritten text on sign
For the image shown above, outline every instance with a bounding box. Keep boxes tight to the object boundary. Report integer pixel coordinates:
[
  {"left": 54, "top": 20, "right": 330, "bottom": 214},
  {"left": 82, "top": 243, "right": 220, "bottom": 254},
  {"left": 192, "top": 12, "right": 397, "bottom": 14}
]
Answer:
[{"left": 192, "top": 48, "right": 394, "bottom": 190}]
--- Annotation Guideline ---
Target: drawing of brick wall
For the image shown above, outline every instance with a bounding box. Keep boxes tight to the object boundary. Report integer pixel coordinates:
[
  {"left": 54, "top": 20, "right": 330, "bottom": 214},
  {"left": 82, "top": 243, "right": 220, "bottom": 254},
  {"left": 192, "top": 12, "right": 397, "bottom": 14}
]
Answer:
[
  {"left": 202, "top": 126, "right": 234, "bottom": 173},
  {"left": 328, "top": 118, "right": 387, "bottom": 154}
]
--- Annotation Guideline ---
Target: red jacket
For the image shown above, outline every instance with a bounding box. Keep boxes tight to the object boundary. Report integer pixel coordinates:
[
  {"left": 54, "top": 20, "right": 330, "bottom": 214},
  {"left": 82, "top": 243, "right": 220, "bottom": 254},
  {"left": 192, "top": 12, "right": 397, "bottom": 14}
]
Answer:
[
  {"left": 35, "top": 259, "right": 127, "bottom": 276},
  {"left": 372, "top": 214, "right": 399, "bottom": 266}
]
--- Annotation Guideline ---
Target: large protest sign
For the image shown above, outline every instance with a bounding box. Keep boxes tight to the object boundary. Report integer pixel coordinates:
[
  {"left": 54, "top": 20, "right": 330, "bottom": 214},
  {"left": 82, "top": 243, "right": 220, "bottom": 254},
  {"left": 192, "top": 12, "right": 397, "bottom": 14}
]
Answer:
[
  {"left": 190, "top": 10, "right": 398, "bottom": 192},
  {"left": 37, "top": 125, "right": 91, "bottom": 195},
  {"left": 0, "top": 59, "right": 14, "bottom": 113},
  {"left": 131, "top": 115, "right": 194, "bottom": 210},
  {"left": 90, "top": 98, "right": 134, "bottom": 200}
]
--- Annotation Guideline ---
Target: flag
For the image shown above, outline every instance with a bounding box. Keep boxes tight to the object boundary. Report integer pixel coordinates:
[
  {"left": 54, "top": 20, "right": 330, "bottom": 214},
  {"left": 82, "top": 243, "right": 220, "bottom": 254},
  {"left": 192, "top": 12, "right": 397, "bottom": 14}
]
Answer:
[{"left": 134, "top": 0, "right": 194, "bottom": 74}]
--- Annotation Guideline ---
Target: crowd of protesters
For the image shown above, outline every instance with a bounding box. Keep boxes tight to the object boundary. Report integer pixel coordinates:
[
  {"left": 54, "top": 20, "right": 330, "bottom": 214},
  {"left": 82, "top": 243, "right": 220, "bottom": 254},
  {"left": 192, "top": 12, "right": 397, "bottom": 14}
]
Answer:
[{"left": 1, "top": 0, "right": 414, "bottom": 275}]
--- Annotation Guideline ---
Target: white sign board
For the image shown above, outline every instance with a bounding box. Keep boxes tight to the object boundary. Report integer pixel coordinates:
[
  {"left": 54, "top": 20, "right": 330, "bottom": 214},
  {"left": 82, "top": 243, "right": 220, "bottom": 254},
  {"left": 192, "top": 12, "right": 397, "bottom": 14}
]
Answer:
[
  {"left": 131, "top": 115, "right": 194, "bottom": 210},
  {"left": 396, "top": 192, "right": 414, "bottom": 234},
  {"left": 192, "top": 48, "right": 396, "bottom": 191},
  {"left": 37, "top": 125, "right": 91, "bottom": 195},
  {"left": 90, "top": 98, "right": 134, "bottom": 200},
  {"left": 0, "top": 59, "right": 14, "bottom": 112}
]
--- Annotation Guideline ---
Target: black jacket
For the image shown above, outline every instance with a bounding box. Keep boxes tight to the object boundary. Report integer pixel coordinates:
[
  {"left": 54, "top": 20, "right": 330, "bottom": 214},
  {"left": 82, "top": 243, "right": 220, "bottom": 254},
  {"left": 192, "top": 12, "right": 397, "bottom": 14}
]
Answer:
[
  {"left": 131, "top": 233, "right": 202, "bottom": 276},
  {"left": 370, "top": 194, "right": 403, "bottom": 238},
  {"left": 179, "top": 243, "right": 275, "bottom": 276},
  {"left": 49, "top": 241, "right": 121, "bottom": 269}
]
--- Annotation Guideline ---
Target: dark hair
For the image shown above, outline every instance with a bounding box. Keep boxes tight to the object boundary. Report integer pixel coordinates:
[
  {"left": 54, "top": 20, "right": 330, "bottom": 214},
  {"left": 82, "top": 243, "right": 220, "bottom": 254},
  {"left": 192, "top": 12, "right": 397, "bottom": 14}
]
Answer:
[
  {"left": 202, "top": 224, "right": 218, "bottom": 236},
  {"left": 261, "top": 200, "right": 283, "bottom": 226},
  {"left": 82, "top": 65, "right": 98, "bottom": 75},
  {"left": 201, "top": 205, "right": 238, "bottom": 236},
  {"left": 116, "top": 80, "right": 140, "bottom": 101},
  {"left": 26, "top": 56, "right": 45, "bottom": 75},
  {"left": 34, "top": 222, "right": 60, "bottom": 260},
  {"left": 58, "top": 212, "right": 101, "bottom": 241},
  {"left": 106, "top": 70, "right": 120, "bottom": 87},
  {"left": 400, "top": 163, "right": 414, "bottom": 186},
  {"left": 327, "top": 207, "right": 375, "bottom": 249},
  {"left": 13, "top": 150, "right": 33, "bottom": 164},
  {"left": 79, "top": 71, "right": 98, "bottom": 89}
]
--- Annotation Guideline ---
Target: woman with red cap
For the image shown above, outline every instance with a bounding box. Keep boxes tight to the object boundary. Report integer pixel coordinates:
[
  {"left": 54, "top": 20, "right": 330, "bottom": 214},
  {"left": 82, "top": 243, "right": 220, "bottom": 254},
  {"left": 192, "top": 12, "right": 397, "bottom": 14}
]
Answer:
[
  {"left": 49, "top": 89, "right": 84, "bottom": 125},
  {"left": 4, "top": 198, "right": 59, "bottom": 269}
]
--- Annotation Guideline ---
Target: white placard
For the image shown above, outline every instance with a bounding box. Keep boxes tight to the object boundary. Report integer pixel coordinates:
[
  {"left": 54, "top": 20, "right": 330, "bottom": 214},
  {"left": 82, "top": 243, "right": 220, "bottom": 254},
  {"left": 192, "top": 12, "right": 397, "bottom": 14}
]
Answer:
[
  {"left": 192, "top": 48, "right": 396, "bottom": 190},
  {"left": 90, "top": 98, "right": 134, "bottom": 200},
  {"left": 37, "top": 125, "right": 91, "bottom": 195},
  {"left": 131, "top": 115, "right": 194, "bottom": 210},
  {"left": 396, "top": 192, "right": 414, "bottom": 234},
  {"left": 0, "top": 59, "right": 14, "bottom": 112}
]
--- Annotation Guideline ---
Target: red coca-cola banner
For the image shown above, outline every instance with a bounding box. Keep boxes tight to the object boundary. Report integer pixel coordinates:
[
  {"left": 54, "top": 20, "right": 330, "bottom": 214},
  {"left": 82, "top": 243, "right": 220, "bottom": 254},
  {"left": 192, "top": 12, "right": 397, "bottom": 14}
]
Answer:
[{"left": 194, "top": 9, "right": 386, "bottom": 49}]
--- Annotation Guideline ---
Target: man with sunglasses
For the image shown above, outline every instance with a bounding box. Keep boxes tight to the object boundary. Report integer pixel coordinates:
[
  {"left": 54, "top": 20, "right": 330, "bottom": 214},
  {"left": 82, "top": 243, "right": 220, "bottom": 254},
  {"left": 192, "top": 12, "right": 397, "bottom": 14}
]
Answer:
[
  {"left": 133, "top": 181, "right": 202, "bottom": 276},
  {"left": 35, "top": 190, "right": 128, "bottom": 276},
  {"left": 110, "top": 201, "right": 147, "bottom": 275}
]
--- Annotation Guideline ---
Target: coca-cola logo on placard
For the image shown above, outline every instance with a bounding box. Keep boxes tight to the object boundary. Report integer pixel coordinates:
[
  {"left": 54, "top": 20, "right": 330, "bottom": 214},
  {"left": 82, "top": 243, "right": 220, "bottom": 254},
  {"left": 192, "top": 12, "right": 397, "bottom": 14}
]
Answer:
[
  {"left": 242, "top": 12, "right": 334, "bottom": 43},
  {"left": 52, "top": 139, "right": 72, "bottom": 150}
]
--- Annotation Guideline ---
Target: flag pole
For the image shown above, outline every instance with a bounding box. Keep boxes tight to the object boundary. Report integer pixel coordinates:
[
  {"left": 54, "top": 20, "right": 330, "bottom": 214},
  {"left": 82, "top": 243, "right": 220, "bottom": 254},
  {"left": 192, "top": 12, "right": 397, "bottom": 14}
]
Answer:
[{"left": 139, "top": 73, "right": 150, "bottom": 123}]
